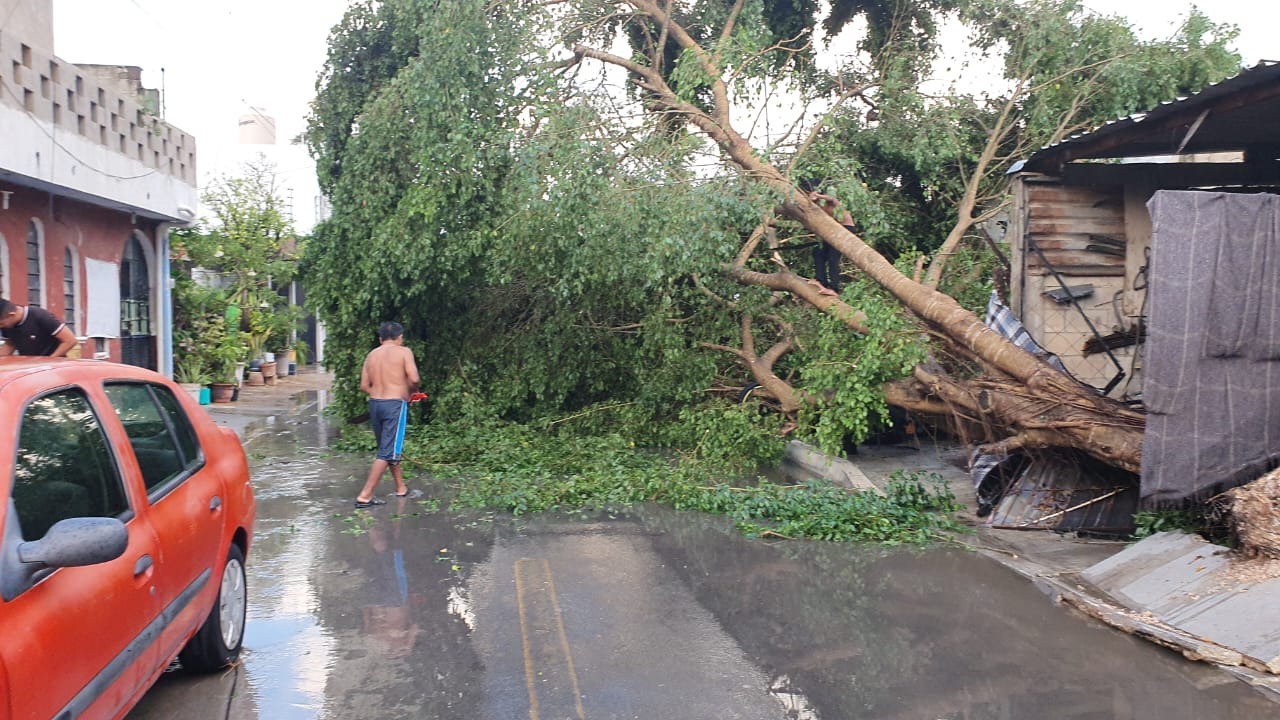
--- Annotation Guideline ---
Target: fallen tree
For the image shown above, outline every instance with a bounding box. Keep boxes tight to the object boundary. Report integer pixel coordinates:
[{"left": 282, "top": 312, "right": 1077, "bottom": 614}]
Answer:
[
  {"left": 305, "top": 0, "right": 1238, "bottom": 476},
  {"left": 565, "top": 0, "right": 1235, "bottom": 473}
]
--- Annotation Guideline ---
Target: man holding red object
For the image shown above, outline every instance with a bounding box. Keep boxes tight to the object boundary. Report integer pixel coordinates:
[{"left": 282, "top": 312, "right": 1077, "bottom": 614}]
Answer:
[{"left": 355, "top": 321, "right": 422, "bottom": 508}]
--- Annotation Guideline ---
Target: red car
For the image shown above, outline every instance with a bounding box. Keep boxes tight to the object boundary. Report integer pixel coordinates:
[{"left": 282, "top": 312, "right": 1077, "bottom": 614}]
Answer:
[{"left": 0, "top": 358, "right": 256, "bottom": 719}]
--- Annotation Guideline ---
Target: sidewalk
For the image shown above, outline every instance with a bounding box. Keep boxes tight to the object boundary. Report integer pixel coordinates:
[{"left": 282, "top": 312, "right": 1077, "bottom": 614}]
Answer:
[{"left": 199, "top": 366, "right": 334, "bottom": 442}]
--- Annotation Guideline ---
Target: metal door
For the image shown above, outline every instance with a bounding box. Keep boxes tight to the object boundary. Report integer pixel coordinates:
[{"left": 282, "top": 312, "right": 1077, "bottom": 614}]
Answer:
[{"left": 120, "top": 235, "right": 155, "bottom": 369}]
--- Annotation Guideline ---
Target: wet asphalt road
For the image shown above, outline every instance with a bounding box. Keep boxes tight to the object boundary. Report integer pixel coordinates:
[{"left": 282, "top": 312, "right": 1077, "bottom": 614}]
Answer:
[{"left": 127, "top": 399, "right": 1279, "bottom": 719}]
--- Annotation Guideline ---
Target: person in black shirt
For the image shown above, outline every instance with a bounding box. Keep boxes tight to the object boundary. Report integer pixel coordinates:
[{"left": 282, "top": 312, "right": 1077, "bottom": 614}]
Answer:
[{"left": 0, "top": 298, "right": 78, "bottom": 357}]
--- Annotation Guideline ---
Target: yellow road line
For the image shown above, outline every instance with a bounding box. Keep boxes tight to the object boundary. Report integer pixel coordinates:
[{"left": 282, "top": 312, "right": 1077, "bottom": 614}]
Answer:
[
  {"left": 514, "top": 557, "right": 586, "bottom": 720},
  {"left": 515, "top": 558, "right": 541, "bottom": 720},
  {"left": 542, "top": 558, "right": 587, "bottom": 720}
]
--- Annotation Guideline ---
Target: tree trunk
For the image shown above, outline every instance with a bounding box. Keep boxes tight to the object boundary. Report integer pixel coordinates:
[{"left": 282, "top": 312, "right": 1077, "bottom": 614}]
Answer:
[{"left": 722, "top": 142, "right": 1145, "bottom": 473}]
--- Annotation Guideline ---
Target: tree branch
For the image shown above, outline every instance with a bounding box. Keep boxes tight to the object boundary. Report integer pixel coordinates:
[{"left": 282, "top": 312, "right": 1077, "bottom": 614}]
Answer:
[
  {"left": 734, "top": 215, "right": 776, "bottom": 269},
  {"left": 715, "top": 0, "right": 747, "bottom": 66},
  {"left": 629, "top": 0, "right": 733, "bottom": 127},
  {"left": 727, "top": 266, "right": 869, "bottom": 333}
]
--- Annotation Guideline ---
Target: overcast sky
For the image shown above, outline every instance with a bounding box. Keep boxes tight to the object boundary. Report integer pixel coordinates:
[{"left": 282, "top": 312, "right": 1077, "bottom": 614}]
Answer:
[{"left": 48, "top": 0, "right": 1276, "bottom": 222}]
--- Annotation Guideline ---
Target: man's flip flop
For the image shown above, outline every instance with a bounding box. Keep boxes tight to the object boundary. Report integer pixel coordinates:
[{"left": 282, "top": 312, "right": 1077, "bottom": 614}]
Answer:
[
  {"left": 354, "top": 497, "right": 387, "bottom": 508},
  {"left": 393, "top": 490, "right": 411, "bottom": 497}
]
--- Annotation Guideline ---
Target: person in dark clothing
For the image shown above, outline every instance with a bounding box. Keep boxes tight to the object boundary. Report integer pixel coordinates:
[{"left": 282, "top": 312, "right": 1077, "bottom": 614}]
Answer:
[
  {"left": 813, "top": 239, "right": 842, "bottom": 294},
  {"left": 807, "top": 189, "right": 855, "bottom": 295},
  {"left": 0, "top": 299, "right": 77, "bottom": 357}
]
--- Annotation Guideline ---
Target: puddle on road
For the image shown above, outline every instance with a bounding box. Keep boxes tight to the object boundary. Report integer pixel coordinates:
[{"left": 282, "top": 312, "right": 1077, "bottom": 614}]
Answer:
[
  {"left": 627, "top": 506, "right": 1280, "bottom": 718},
  {"left": 129, "top": 405, "right": 1279, "bottom": 719}
]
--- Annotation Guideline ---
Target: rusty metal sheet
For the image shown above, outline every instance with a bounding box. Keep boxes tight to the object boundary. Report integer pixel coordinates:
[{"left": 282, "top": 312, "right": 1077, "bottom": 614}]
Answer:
[
  {"left": 1026, "top": 185, "right": 1122, "bottom": 206},
  {"left": 1028, "top": 219, "right": 1127, "bottom": 235},
  {"left": 1022, "top": 61, "right": 1280, "bottom": 173}
]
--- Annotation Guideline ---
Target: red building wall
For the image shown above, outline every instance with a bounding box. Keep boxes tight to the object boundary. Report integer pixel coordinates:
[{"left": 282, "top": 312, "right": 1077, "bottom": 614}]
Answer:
[{"left": 0, "top": 179, "right": 159, "bottom": 363}]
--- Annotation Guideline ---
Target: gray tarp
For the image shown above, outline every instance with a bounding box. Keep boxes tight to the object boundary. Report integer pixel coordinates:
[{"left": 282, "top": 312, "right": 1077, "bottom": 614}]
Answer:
[{"left": 1142, "top": 190, "right": 1280, "bottom": 504}]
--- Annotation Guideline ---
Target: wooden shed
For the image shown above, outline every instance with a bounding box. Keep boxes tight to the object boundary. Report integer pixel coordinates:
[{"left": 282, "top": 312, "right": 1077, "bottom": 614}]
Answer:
[{"left": 1006, "top": 60, "right": 1280, "bottom": 399}]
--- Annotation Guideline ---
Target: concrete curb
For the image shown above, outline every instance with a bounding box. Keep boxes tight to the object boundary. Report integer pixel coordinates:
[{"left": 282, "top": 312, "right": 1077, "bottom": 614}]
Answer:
[{"left": 780, "top": 440, "right": 882, "bottom": 493}]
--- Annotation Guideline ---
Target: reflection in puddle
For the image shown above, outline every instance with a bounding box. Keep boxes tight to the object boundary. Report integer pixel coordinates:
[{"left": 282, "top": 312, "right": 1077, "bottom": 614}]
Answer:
[
  {"left": 770, "top": 674, "right": 820, "bottom": 719},
  {"left": 240, "top": 446, "right": 338, "bottom": 718},
  {"left": 242, "top": 617, "right": 335, "bottom": 717},
  {"left": 447, "top": 585, "right": 476, "bottom": 631}
]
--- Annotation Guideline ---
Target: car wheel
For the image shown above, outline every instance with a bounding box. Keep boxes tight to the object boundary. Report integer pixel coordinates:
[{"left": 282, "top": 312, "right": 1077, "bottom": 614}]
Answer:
[{"left": 179, "top": 543, "right": 247, "bottom": 672}]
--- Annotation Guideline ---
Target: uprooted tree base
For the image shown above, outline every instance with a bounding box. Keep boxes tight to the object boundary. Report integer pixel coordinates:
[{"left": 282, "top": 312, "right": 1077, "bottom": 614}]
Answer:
[
  {"left": 883, "top": 359, "right": 1145, "bottom": 472},
  {"left": 1216, "top": 470, "right": 1280, "bottom": 559}
]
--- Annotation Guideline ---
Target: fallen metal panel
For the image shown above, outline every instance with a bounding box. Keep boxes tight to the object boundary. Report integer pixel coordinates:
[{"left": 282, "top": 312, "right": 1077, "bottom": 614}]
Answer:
[
  {"left": 988, "top": 453, "right": 1137, "bottom": 535},
  {"left": 1083, "top": 532, "right": 1280, "bottom": 673}
]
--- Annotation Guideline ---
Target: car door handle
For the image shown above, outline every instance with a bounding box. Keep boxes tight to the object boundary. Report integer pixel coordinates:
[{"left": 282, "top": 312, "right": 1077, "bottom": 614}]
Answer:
[
  {"left": 210, "top": 496, "right": 222, "bottom": 511},
  {"left": 134, "top": 554, "right": 153, "bottom": 577}
]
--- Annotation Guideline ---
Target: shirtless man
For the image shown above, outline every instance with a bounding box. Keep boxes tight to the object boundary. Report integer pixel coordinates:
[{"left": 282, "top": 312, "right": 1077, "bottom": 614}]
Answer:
[{"left": 355, "top": 322, "right": 421, "bottom": 508}]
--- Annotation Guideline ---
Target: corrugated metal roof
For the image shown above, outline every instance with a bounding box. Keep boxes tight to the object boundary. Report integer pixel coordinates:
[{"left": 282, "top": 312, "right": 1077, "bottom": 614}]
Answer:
[
  {"left": 988, "top": 453, "right": 1138, "bottom": 535},
  {"left": 1020, "top": 61, "right": 1280, "bottom": 174}
]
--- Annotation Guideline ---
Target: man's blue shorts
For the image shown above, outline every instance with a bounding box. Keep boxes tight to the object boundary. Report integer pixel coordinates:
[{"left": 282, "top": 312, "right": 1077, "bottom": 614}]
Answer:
[{"left": 369, "top": 398, "right": 408, "bottom": 465}]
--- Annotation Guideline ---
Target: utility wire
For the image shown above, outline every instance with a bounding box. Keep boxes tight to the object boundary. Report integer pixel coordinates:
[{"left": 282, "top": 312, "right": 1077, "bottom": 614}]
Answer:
[
  {"left": 1, "top": 78, "right": 160, "bottom": 181},
  {"left": 127, "top": 0, "right": 165, "bottom": 31},
  {"left": 240, "top": 100, "right": 277, "bottom": 135}
]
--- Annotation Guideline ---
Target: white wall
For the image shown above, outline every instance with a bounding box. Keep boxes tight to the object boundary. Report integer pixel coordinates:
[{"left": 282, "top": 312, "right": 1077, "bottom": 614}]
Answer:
[{"left": 0, "top": 103, "right": 197, "bottom": 221}]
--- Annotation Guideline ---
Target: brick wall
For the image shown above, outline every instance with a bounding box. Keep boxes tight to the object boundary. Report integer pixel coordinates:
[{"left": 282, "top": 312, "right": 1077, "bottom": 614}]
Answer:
[{"left": 0, "top": 179, "right": 159, "bottom": 363}]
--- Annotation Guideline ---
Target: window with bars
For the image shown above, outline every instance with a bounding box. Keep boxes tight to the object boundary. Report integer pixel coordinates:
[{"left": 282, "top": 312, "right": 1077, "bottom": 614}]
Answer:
[
  {"left": 26, "top": 221, "right": 41, "bottom": 307},
  {"left": 63, "top": 249, "right": 76, "bottom": 334}
]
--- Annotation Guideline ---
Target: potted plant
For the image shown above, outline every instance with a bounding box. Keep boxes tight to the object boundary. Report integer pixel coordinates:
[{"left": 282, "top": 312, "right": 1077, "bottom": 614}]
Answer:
[
  {"left": 289, "top": 339, "right": 311, "bottom": 375},
  {"left": 262, "top": 303, "right": 303, "bottom": 378},
  {"left": 208, "top": 323, "right": 247, "bottom": 403},
  {"left": 173, "top": 355, "right": 210, "bottom": 402}
]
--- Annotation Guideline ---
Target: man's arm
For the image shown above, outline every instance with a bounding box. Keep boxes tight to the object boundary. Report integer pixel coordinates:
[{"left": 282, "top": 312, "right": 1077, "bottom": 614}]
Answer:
[
  {"left": 50, "top": 326, "right": 78, "bottom": 357},
  {"left": 359, "top": 356, "right": 373, "bottom": 395},
  {"left": 810, "top": 192, "right": 854, "bottom": 225},
  {"left": 0, "top": 341, "right": 14, "bottom": 357},
  {"left": 403, "top": 348, "right": 420, "bottom": 392}
]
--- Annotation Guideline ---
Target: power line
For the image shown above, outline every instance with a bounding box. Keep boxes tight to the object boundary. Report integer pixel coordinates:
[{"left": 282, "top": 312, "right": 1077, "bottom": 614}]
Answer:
[
  {"left": 127, "top": 0, "right": 166, "bottom": 31},
  {"left": 240, "top": 100, "right": 277, "bottom": 134},
  {"left": 1, "top": 78, "right": 160, "bottom": 181}
]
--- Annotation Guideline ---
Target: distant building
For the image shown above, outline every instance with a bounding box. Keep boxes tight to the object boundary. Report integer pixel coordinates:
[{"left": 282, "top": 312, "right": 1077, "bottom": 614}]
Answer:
[
  {"left": 220, "top": 109, "right": 326, "bottom": 365},
  {"left": 238, "top": 111, "right": 276, "bottom": 145},
  {"left": 0, "top": 0, "right": 197, "bottom": 372}
]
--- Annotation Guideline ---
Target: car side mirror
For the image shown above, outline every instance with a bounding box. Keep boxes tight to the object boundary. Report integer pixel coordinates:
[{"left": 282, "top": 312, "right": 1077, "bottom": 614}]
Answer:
[{"left": 17, "top": 517, "right": 128, "bottom": 568}]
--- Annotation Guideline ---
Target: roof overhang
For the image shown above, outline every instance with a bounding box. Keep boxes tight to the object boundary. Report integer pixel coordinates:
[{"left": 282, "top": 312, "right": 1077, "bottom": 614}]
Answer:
[
  {"left": 0, "top": 171, "right": 193, "bottom": 225},
  {"left": 1020, "top": 61, "right": 1280, "bottom": 175}
]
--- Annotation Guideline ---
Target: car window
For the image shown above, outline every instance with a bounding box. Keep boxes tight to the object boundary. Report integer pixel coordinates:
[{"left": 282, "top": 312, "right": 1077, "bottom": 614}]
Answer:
[
  {"left": 153, "top": 385, "right": 201, "bottom": 467},
  {"left": 104, "top": 383, "right": 203, "bottom": 493},
  {"left": 12, "top": 388, "right": 129, "bottom": 540}
]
